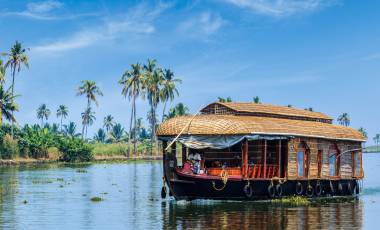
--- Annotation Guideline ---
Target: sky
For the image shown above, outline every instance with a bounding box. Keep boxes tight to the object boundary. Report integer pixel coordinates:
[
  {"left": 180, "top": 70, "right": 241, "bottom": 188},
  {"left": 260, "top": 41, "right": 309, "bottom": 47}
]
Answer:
[{"left": 0, "top": 0, "right": 379, "bottom": 144}]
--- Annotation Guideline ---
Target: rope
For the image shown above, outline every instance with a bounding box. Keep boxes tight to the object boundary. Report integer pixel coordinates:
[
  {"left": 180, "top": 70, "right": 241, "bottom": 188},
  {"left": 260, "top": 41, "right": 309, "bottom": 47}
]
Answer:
[{"left": 212, "top": 169, "right": 229, "bottom": 191}]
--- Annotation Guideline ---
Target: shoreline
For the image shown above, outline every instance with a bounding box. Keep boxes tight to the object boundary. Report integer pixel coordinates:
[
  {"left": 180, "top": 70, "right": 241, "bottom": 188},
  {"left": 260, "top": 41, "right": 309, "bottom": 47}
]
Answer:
[{"left": 0, "top": 155, "right": 163, "bottom": 166}]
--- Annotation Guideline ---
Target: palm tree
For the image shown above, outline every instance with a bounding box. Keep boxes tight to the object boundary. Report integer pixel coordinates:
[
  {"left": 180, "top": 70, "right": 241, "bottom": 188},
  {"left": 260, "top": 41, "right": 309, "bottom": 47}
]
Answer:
[
  {"left": 119, "top": 63, "right": 144, "bottom": 157},
  {"left": 56, "top": 105, "right": 69, "bottom": 132},
  {"left": 37, "top": 104, "right": 51, "bottom": 127},
  {"left": 337, "top": 113, "right": 350, "bottom": 126},
  {"left": 94, "top": 128, "right": 106, "bottom": 143},
  {"left": 77, "top": 80, "right": 103, "bottom": 138},
  {"left": 160, "top": 69, "right": 181, "bottom": 122},
  {"left": 103, "top": 115, "right": 114, "bottom": 133},
  {"left": 81, "top": 107, "right": 95, "bottom": 139},
  {"left": 218, "top": 97, "right": 232, "bottom": 102},
  {"left": 109, "top": 123, "right": 125, "bottom": 143},
  {"left": 373, "top": 134, "right": 380, "bottom": 147},
  {"left": 358, "top": 127, "right": 367, "bottom": 139},
  {"left": 0, "top": 59, "right": 5, "bottom": 84},
  {"left": 165, "top": 103, "right": 189, "bottom": 119},
  {"left": 4, "top": 41, "right": 29, "bottom": 135},
  {"left": 0, "top": 86, "right": 18, "bottom": 125},
  {"left": 135, "top": 117, "right": 144, "bottom": 140},
  {"left": 253, "top": 96, "right": 261, "bottom": 104},
  {"left": 305, "top": 107, "right": 313, "bottom": 112},
  {"left": 63, "top": 121, "right": 79, "bottom": 137}
]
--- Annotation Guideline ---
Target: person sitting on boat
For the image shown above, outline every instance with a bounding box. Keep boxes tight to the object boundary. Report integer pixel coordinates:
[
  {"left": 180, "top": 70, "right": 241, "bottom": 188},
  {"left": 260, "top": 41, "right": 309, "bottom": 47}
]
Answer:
[{"left": 192, "top": 153, "right": 202, "bottom": 174}]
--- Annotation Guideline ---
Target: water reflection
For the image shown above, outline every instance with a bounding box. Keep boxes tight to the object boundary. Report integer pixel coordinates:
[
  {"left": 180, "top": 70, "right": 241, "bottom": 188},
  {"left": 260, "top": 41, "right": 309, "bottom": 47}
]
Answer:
[{"left": 162, "top": 200, "right": 363, "bottom": 229}]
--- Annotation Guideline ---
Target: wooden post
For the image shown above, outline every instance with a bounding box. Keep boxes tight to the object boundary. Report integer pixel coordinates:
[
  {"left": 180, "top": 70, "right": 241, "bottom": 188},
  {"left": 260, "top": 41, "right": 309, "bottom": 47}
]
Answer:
[
  {"left": 242, "top": 139, "right": 249, "bottom": 178},
  {"left": 278, "top": 140, "right": 282, "bottom": 178},
  {"left": 264, "top": 140, "right": 267, "bottom": 179}
]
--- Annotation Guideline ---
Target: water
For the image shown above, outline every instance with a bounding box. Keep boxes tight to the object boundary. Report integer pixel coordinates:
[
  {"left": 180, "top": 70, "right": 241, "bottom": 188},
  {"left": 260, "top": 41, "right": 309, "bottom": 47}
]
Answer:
[{"left": 0, "top": 154, "right": 379, "bottom": 229}]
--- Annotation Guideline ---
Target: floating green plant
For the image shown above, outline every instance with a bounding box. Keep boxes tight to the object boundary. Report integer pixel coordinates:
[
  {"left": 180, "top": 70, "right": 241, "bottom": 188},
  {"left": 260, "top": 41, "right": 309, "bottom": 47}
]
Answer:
[
  {"left": 76, "top": 169, "right": 88, "bottom": 173},
  {"left": 90, "top": 196, "right": 103, "bottom": 202},
  {"left": 271, "top": 196, "right": 310, "bottom": 206}
]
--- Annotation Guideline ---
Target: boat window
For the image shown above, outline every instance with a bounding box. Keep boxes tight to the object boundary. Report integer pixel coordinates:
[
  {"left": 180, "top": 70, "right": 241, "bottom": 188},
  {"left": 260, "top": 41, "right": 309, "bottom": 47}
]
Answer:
[
  {"left": 329, "top": 152, "right": 336, "bottom": 176},
  {"left": 354, "top": 152, "right": 361, "bottom": 177},
  {"left": 317, "top": 150, "right": 322, "bottom": 178},
  {"left": 297, "top": 150, "right": 305, "bottom": 177}
]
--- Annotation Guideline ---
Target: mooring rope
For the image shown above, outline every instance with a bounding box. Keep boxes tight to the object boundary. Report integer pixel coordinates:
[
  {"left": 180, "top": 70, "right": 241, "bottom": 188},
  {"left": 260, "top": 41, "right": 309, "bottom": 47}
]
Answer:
[{"left": 212, "top": 169, "right": 229, "bottom": 191}]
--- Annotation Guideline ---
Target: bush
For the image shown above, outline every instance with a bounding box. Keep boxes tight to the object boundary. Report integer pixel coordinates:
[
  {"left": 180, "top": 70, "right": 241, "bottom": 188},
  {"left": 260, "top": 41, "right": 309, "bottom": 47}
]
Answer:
[
  {"left": 58, "top": 137, "right": 93, "bottom": 162},
  {"left": 0, "top": 134, "right": 19, "bottom": 159}
]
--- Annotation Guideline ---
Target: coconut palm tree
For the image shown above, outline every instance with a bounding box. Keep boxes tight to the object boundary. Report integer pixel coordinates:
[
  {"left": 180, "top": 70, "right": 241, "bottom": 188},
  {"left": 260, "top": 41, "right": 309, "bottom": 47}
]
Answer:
[
  {"left": 103, "top": 115, "right": 114, "bottom": 133},
  {"left": 0, "top": 59, "right": 5, "bottom": 84},
  {"left": 0, "top": 86, "right": 18, "bottom": 125},
  {"left": 337, "top": 113, "right": 350, "bottom": 126},
  {"left": 160, "top": 68, "right": 181, "bottom": 121},
  {"left": 94, "top": 128, "right": 106, "bottom": 143},
  {"left": 218, "top": 97, "right": 232, "bottom": 102},
  {"left": 253, "top": 96, "right": 261, "bottom": 104},
  {"left": 144, "top": 66, "right": 163, "bottom": 151},
  {"left": 119, "top": 63, "right": 144, "bottom": 157},
  {"left": 373, "top": 134, "right": 380, "bottom": 147},
  {"left": 358, "top": 127, "right": 367, "bottom": 139},
  {"left": 109, "top": 123, "right": 125, "bottom": 143},
  {"left": 4, "top": 41, "right": 29, "bottom": 135},
  {"left": 63, "top": 121, "right": 79, "bottom": 137},
  {"left": 77, "top": 80, "right": 102, "bottom": 138},
  {"left": 81, "top": 107, "right": 95, "bottom": 139},
  {"left": 37, "top": 104, "right": 51, "bottom": 127},
  {"left": 56, "top": 105, "right": 69, "bottom": 132}
]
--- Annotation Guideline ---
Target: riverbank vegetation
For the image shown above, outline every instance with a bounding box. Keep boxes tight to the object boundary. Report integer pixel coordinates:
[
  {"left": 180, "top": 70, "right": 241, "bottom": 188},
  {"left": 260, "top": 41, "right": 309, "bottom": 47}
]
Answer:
[{"left": 0, "top": 41, "right": 184, "bottom": 163}]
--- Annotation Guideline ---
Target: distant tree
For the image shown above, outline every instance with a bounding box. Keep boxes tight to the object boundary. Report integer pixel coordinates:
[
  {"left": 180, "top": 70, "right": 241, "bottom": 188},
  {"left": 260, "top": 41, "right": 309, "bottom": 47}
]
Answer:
[
  {"left": 94, "top": 128, "right": 106, "bottom": 143},
  {"left": 160, "top": 68, "right": 181, "bottom": 122},
  {"left": 253, "top": 96, "right": 261, "bottom": 104},
  {"left": 0, "top": 86, "right": 18, "bottom": 125},
  {"left": 337, "top": 113, "right": 350, "bottom": 126},
  {"left": 56, "top": 105, "right": 69, "bottom": 132},
  {"left": 218, "top": 97, "right": 232, "bottom": 103},
  {"left": 165, "top": 103, "right": 189, "bottom": 119},
  {"left": 287, "top": 105, "right": 293, "bottom": 108},
  {"left": 119, "top": 63, "right": 144, "bottom": 157},
  {"left": 103, "top": 115, "right": 114, "bottom": 133},
  {"left": 77, "top": 80, "right": 103, "bottom": 138},
  {"left": 4, "top": 41, "right": 29, "bottom": 136},
  {"left": 358, "top": 127, "right": 367, "bottom": 139},
  {"left": 373, "top": 134, "right": 380, "bottom": 147},
  {"left": 63, "top": 121, "right": 80, "bottom": 137},
  {"left": 109, "top": 123, "right": 126, "bottom": 143},
  {"left": 37, "top": 104, "right": 51, "bottom": 127},
  {"left": 81, "top": 107, "right": 95, "bottom": 139},
  {"left": 305, "top": 107, "right": 313, "bottom": 112},
  {"left": 0, "top": 59, "right": 5, "bottom": 85}
]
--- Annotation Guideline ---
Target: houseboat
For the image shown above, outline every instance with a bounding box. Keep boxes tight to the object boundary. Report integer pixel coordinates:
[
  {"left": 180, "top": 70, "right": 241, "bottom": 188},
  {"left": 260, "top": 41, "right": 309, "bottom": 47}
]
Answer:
[{"left": 157, "top": 102, "right": 365, "bottom": 200}]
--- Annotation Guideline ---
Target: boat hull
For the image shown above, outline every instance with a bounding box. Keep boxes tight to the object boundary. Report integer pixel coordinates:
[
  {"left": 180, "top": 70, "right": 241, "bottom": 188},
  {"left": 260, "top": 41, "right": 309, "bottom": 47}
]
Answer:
[{"left": 168, "top": 174, "right": 360, "bottom": 200}]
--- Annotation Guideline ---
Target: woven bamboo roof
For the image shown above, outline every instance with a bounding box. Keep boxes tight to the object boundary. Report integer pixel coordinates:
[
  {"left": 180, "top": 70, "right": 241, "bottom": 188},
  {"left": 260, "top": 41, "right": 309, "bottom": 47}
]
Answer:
[
  {"left": 201, "top": 102, "right": 332, "bottom": 122},
  {"left": 156, "top": 115, "right": 365, "bottom": 142}
]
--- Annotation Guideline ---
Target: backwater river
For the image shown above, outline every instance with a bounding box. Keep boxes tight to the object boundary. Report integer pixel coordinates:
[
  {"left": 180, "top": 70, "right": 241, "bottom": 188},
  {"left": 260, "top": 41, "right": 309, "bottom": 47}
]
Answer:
[{"left": 0, "top": 153, "right": 379, "bottom": 229}]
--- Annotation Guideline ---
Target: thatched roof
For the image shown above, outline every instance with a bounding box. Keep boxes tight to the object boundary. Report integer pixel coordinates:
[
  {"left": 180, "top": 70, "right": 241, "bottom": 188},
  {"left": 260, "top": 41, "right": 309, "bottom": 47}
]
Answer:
[
  {"left": 201, "top": 102, "right": 333, "bottom": 123},
  {"left": 156, "top": 115, "right": 365, "bottom": 142}
]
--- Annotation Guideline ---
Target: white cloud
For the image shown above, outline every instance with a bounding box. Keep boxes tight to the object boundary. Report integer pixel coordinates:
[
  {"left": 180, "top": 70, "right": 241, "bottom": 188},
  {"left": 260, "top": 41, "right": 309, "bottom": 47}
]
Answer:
[
  {"left": 225, "top": 0, "right": 338, "bottom": 17},
  {"left": 0, "top": 0, "right": 96, "bottom": 20},
  {"left": 32, "top": 3, "right": 170, "bottom": 53},
  {"left": 178, "top": 11, "right": 225, "bottom": 37},
  {"left": 27, "top": 0, "right": 63, "bottom": 13}
]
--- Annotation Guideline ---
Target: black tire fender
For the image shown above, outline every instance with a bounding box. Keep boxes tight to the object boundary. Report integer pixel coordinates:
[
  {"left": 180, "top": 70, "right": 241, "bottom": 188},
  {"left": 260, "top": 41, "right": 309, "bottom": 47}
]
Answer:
[
  {"left": 276, "top": 184, "right": 283, "bottom": 197},
  {"left": 306, "top": 184, "right": 314, "bottom": 197},
  {"left": 268, "top": 184, "right": 276, "bottom": 198},
  {"left": 296, "top": 182, "right": 303, "bottom": 195},
  {"left": 161, "top": 186, "right": 167, "bottom": 199},
  {"left": 315, "top": 182, "right": 322, "bottom": 196},
  {"left": 244, "top": 184, "right": 253, "bottom": 198}
]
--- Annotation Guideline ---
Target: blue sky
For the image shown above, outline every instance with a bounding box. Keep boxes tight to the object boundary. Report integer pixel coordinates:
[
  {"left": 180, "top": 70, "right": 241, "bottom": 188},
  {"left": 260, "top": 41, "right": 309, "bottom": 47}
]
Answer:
[{"left": 0, "top": 0, "right": 379, "bottom": 143}]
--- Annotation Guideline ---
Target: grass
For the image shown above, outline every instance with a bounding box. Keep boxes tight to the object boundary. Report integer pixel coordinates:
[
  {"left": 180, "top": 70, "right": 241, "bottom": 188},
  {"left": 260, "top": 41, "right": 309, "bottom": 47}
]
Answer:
[{"left": 90, "top": 141, "right": 158, "bottom": 157}]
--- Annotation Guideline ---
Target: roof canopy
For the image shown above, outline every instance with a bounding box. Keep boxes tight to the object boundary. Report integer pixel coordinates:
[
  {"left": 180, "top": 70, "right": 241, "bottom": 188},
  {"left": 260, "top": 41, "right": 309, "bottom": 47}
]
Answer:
[
  {"left": 201, "top": 102, "right": 333, "bottom": 123},
  {"left": 156, "top": 115, "right": 365, "bottom": 142}
]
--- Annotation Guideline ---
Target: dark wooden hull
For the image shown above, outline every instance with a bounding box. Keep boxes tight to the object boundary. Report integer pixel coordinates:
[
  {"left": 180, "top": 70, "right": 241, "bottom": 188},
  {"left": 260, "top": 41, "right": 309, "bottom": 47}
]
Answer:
[{"left": 168, "top": 174, "right": 360, "bottom": 200}]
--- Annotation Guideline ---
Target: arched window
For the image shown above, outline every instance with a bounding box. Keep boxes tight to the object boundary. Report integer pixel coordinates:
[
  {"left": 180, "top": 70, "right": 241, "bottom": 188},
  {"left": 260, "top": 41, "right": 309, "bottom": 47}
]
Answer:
[
  {"left": 297, "top": 142, "right": 309, "bottom": 178},
  {"left": 329, "top": 145, "right": 340, "bottom": 177}
]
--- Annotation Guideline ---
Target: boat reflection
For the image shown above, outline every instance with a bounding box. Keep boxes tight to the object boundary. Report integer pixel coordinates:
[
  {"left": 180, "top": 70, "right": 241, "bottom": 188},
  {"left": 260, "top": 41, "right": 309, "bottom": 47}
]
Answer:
[{"left": 162, "top": 199, "right": 363, "bottom": 229}]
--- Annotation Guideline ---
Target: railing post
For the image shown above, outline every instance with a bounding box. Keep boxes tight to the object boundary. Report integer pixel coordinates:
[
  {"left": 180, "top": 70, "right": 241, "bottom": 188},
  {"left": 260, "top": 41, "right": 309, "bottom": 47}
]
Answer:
[
  {"left": 264, "top": 140, "right": 267, "bottom": 178},
  {"left": 278, "top": 139, "right": 282, "bottom": 178}
]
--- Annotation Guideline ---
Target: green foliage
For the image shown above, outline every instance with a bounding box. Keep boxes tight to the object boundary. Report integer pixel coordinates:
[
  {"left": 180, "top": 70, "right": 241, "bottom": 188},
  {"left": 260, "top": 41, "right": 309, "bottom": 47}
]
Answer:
[
  {"left": 58, "top": 137, "right": 93, "bottom": 162},
  {"left": 18, "top": 127, "right": 56, "bottom": 158},
  {"left": 0, "top": 134, "right": 19, "bottom": 159}
]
